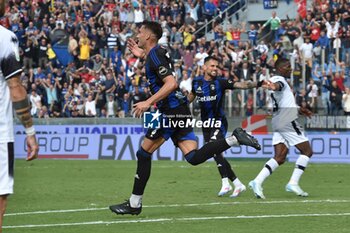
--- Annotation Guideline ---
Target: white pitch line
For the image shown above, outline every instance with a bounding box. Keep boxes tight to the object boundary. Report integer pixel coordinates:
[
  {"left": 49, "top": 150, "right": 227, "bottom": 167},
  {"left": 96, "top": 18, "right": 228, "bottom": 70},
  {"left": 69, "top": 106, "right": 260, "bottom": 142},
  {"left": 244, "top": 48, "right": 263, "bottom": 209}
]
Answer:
[
  {"left": 5, "top": 199, "right": 350, "bottom": 217},
  {"left": 4, "top": 213, "right": 350, "bottom": 229}
]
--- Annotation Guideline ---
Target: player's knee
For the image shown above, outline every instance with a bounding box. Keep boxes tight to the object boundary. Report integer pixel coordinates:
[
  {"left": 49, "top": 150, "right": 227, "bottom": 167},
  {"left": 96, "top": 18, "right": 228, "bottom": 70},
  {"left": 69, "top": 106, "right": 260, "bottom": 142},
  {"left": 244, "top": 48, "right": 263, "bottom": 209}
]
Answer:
[
  {"left": 304, "top": 149, "right": 313, "bottom": 158},
  {"left": 274, "top": 155, "right": 286, "bottom": 165},
  {"left": 136, "top": 148, "right": 152, "bottom": 162},
  {"left": 184, "top": 150, "right": 201, "bottom": 166}
]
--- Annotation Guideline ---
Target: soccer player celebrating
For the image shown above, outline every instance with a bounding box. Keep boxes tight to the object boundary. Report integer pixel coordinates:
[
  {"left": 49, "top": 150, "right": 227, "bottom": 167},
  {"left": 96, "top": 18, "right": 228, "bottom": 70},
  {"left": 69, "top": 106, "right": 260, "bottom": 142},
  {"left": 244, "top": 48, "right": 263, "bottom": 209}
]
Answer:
[
  {"left": 0, "top": 1, "right": 39, "bottom": 231},
  {"left": 249, "top": 58, "right": 313, "bottom": 199},
  {"left": 188, "top": 56, "right": 264, "bottom": 197},
  {"left": 109, "top": 21, "right": 261, "bottom": 215}
]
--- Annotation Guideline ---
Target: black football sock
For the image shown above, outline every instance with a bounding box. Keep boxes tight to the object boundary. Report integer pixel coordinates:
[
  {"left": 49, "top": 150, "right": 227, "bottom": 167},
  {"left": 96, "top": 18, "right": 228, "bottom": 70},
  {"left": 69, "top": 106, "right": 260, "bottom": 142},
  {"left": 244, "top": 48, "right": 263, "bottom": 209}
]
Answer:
[
  {"left": 132, "top": 147, "right": 152, "bottom": 195},
  {"left": 185, "top": 139, "right": 231, "bottom": 166},
  {"left": 213, "top": 153, "right": 228, "bottom": 178}
]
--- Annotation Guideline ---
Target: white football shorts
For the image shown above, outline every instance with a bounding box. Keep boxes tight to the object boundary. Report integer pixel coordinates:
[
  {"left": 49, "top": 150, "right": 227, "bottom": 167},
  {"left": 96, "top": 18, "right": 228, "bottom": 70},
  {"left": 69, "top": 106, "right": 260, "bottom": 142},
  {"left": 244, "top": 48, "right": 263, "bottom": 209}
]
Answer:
[
  {"left": 272, "top": 120, "right": 308, "bottom": 148},
  {"left": 0, "top": 142, "right": 14, "bottom": 195}
]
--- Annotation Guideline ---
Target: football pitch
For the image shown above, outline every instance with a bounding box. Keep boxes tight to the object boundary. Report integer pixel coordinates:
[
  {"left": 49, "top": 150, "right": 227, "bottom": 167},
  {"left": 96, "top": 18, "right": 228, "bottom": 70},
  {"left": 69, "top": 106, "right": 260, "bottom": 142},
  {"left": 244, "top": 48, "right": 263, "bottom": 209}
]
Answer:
[{"left": 4, "top": 160, "right": 350, "bottom": 233}]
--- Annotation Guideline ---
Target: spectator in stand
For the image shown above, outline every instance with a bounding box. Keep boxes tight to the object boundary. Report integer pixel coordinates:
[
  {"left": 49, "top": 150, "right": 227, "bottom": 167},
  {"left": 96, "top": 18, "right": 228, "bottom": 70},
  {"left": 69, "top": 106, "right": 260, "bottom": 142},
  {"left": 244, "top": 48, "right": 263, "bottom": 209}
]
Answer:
[
  {"left": 247, "top": 24, "right": 259, "bottom": 46},
  {"left": 296, "top": 88, "right": 309, "bottom": 108},
  {"left": 180, "top": 44, "right": 196, "bottom": 68},
  {"left": 116, "top": 79, "right": 128, "bottom": 107},
  {"left": 106, "top": 94, "right": 119, "bottom": 118},
  {"left": 194, "top": 46, "right": 209, "bottom": 67},
  {"left": 306, "top": 78, "right": 319, "bottom": 113},
  {"left": 203, "top": 0, "right": 217, "bottom": 21},
  {"left": 84, "top": 91, "right": 99, "bottom": 117},
  {"left": 21, "top": 39, "right": 36, "bottom": 72},
  {"left": 320, "top": 71, "right": 331, "bottom": 114},
  {"left": 261, "top": 11, "right": 281, "bottom": 42},
  {"left": 38, "top": 38, "right": 48, "bottom": 69},
  {"left": 323, "top": 16, "right": 341, "bottom": 58},
  {"left": 179, "top": 70, "right": 193, "bottom": 96},
  {"left": 29, "top": 88, "right": 42, "bottom": 118},
  {"left": 38, "top": 105, "right": 50, "bottom": 119},
  {"left": 120, "top": 93, "right": 130, "bottom": 118},
  {"left": 324, "top": 80, "right": 343, "bottom": 116},
  {"left": 79, "top": 30, "right": 90, "bottom": 67},
  {"left": 185, "top": 1, "right": 200, "bottom": 22},
  {"left": 47, "top": 43, "right": 58, "bottom": 68},
  {"left": 343, "top": 87, "right": 350, "bottom": 115},
  {"left": 316, "top": 30, "right": 330, "bottom": 62},
  {"left": 299, "top": 37, "right": 314, "bottom": 69},
  {"left": 179, "top": 24, "right": 195, "bottom": 48},
  {"left": 68, "top": 35, "right": 79, "bottom": 63}
]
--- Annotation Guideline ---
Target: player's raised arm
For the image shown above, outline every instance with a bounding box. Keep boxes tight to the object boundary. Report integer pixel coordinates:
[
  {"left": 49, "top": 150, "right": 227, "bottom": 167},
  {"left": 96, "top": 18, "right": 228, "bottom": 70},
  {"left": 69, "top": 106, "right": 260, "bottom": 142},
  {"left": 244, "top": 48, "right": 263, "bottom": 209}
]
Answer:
[
  {"left": 232, "top": 80, "right": 266, "bottom": 89},
  {"left": 261, "top": 80, "right": 284, "bottom": 91}
]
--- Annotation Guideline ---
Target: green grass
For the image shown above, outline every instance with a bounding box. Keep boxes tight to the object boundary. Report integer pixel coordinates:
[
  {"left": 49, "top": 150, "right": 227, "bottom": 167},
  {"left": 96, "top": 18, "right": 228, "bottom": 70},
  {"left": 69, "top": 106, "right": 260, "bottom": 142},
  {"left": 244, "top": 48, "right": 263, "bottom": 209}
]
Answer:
[{"left": 4, "top": 160, "right": 350, "bottom": 233}]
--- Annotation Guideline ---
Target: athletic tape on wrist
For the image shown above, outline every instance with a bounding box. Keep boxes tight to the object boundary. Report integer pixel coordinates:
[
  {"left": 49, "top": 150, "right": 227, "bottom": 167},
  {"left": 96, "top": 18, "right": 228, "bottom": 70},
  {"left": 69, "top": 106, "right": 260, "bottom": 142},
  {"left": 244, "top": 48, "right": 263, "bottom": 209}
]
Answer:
[{"left": 25, "top": 126, "right": 36, "bottom": 136}]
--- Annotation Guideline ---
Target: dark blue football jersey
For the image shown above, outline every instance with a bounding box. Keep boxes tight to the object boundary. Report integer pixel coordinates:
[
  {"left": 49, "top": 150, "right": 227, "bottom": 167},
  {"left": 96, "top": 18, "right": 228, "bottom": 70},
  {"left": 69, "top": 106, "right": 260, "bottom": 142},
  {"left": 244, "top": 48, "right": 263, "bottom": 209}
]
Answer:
[
  {"left": 145, "top": 45, "right": 187, "bottom": 111},
  {"left": 192, "top": 76, "right": 236, "bottom": 122}
]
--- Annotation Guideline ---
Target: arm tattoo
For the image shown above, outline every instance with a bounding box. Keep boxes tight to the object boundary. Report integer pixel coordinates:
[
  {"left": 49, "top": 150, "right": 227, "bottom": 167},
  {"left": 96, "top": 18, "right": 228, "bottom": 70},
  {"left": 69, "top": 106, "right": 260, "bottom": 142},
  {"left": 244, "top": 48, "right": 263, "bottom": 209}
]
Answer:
[
  {"left": 234, "top": 81, "right": 257, "bottom": 89},
  {"left": 13, "top": 98, "right": 33, "bottom": 128},
  {"left": 246, "top": 81, "right": 257, "bottom": 89}
]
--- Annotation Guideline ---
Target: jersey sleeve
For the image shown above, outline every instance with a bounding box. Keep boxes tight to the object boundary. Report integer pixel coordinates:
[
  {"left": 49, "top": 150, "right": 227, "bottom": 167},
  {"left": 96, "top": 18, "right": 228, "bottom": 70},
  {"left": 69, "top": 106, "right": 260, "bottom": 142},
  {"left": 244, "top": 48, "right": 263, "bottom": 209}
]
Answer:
[
  {"left": 218, "top": 78, "right": 236, "bottom": 90},
  {"left": 151, "top": 47, "right": 174, "bottom": 80},
  {"left": 0, "top": 31, "right": 22, "bottom": 80},
  {"left": 269, "top": 76, "right": 286, "bottom": 91}
]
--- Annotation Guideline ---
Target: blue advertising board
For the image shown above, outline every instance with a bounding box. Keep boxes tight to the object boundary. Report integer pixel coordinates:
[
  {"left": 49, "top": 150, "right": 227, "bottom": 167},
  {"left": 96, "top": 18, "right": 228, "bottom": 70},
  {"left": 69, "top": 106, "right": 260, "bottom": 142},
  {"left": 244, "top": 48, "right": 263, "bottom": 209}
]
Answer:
[{"left": 14, "top": 125, "right": 350, "bottom": 163}]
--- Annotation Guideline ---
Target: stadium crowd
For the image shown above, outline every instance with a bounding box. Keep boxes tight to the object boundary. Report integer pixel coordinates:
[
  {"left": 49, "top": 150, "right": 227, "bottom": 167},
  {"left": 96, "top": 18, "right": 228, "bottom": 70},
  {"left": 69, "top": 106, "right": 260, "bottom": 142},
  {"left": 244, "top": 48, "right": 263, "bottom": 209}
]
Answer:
[{"left": 1, "top": 0, "right": 349, "bottom": 118}]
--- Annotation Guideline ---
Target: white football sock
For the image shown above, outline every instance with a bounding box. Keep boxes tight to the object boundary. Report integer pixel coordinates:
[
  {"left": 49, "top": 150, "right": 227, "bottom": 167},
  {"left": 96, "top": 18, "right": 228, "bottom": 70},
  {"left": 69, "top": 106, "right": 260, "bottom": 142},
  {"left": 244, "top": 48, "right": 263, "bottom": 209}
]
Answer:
[
  {"left": 232, "top": 177, "right": 243, "bottom": 187},
  {"left": 254, "top": 158, "right": 279, "bottom": 185},
  {"left": 289, "top": 155, "right": 310, "bottom": 185},
  {"left": 129, "top": 194, "right": 142, "bottom": 208},
  {"left": 225, "top": 135, "right": 238, "bottom": 146},
  {"left": 221, "top": 177, "right": 230, "bottom": 187}
]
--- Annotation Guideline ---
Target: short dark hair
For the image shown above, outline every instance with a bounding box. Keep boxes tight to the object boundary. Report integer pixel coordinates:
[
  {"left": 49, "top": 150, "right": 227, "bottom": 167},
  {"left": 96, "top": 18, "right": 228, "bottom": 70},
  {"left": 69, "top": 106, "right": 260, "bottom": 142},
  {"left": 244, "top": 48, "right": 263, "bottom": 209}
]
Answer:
[
  {"left": 204, "top": 56, "right": 218, "bottom": 64},
  {"left": 142, "top": 21, "right": 163, "bottom": 40},
  {"left": 274, "top": 57, "right": 291, "bottom": 76}
]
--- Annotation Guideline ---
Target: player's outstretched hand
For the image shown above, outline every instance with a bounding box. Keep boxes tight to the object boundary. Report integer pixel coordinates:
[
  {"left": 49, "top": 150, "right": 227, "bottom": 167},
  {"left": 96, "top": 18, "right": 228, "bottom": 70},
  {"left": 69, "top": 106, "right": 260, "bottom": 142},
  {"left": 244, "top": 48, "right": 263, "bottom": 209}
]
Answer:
[
  {"left": 133, "top": 100, "right": 152, "bottom": 118},
  {"left": 299, "top": 106, "right": 313, "bottom": 118},
  {"left": 260, "top": 80, "right": 271, "bottom": 89},
  {"left": 26, "top": 134, "right": 39, "bottom": 161},
  {"left": 127, "top": 38, "right": 145, "bottom": 58}
]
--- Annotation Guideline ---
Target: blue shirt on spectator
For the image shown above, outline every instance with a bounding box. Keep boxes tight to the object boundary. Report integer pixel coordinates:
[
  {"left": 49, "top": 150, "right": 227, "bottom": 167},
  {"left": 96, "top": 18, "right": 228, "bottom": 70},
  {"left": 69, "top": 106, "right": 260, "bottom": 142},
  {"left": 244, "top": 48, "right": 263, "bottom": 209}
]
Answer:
[
  {"left": 122, "top": 99, "right": 129, "bottom": 114},
  {"left": 204, "top": 2, "right": 216, "bottom": 15},
  {"left": 247, "top": 30, "right": 258, "bottom": 45},
  {"left": 316, "top": 35, "right": 329, "bottom": 48}
]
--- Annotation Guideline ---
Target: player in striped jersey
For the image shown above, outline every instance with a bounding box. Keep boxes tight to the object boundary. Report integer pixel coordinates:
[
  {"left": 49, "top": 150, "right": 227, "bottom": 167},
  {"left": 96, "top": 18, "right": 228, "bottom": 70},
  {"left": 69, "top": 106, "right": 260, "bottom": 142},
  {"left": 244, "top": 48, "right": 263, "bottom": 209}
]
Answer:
[
  {"left": 189, "top": 56, "right": 264, "bottom": 197},
  {"left": 109, "top": 21, "right": 261, "bottom": 216},
  {"left": 0, "top": 1, "right": 39, "bottom": 231}
]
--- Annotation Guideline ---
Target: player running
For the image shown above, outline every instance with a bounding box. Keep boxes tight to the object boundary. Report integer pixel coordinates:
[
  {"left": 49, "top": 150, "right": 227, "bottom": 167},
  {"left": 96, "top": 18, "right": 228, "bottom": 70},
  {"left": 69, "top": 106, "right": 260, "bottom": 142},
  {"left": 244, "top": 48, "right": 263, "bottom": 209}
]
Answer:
[
  {"left": 188, "top": 56, "right": 264, "bottom": 197},
  {"left": 249, "top": 58, "right": 313, "bottom": 199},
  {"left": 109, "top": 21, "right": 261, "bottom": 215}
]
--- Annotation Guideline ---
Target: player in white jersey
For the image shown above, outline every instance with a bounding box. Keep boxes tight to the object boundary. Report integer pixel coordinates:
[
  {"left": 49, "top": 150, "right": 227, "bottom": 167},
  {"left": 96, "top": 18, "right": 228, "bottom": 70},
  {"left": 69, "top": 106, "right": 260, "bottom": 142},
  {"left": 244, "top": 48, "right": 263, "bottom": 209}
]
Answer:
[
  {"left": 249, "top": 58, "right": 313, "bottom": 199},
  {"left": 0, "top": 2, "right": 39, "bottom": 231}
]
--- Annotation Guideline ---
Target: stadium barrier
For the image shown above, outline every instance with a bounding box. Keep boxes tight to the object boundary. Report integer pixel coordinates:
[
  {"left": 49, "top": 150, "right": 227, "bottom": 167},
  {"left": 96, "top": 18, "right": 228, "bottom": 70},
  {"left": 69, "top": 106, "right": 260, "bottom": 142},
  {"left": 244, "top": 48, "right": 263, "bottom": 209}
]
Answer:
[{"left": 14, "top": 124, "right": 350, "bottom": 163}]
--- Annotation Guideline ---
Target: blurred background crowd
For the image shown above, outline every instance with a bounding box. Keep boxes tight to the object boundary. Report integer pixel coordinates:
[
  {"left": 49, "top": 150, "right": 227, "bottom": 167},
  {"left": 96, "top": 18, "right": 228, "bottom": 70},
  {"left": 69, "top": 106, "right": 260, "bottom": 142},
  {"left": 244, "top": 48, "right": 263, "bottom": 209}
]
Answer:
[{"left": 1, "top": 0, "right": 350, "bottom": 118}]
